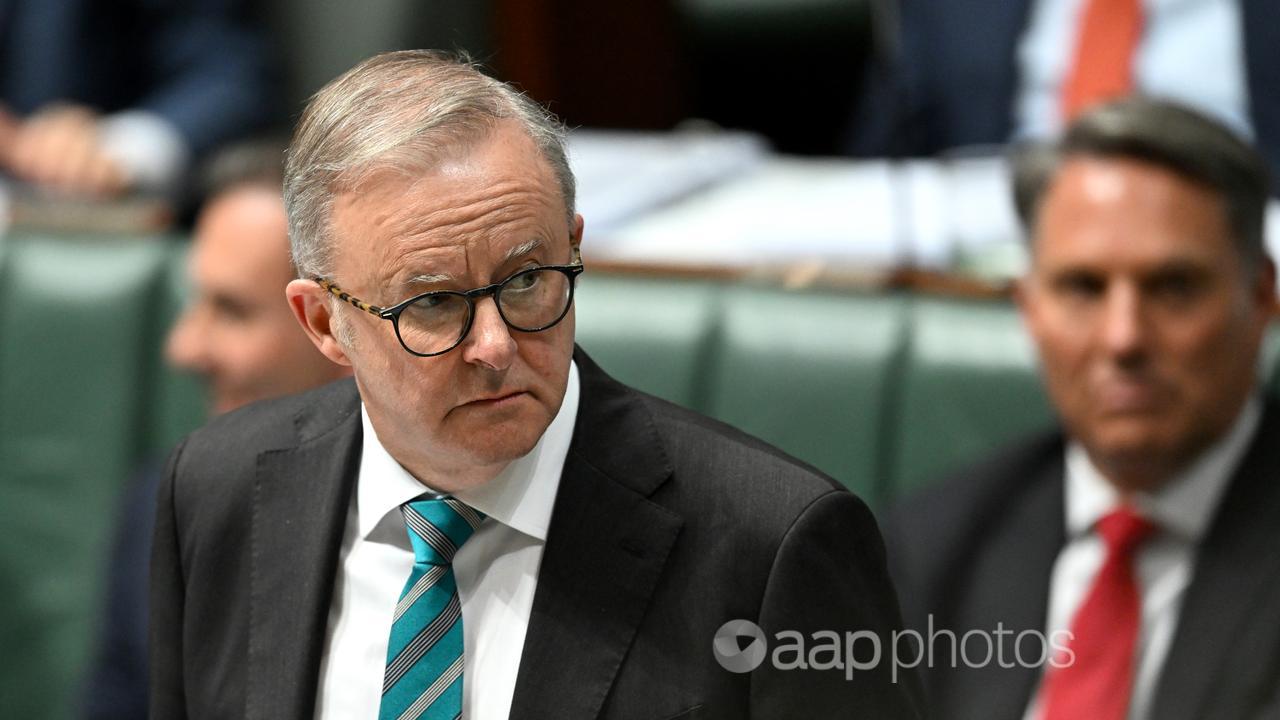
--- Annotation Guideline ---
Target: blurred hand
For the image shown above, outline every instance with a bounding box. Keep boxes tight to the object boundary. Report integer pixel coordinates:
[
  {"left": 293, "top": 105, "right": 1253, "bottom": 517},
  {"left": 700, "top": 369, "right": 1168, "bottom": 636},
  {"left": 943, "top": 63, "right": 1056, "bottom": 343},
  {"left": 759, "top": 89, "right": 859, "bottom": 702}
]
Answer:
[{"left": 1, "top": 104, "right": 128, "bottom": 197}]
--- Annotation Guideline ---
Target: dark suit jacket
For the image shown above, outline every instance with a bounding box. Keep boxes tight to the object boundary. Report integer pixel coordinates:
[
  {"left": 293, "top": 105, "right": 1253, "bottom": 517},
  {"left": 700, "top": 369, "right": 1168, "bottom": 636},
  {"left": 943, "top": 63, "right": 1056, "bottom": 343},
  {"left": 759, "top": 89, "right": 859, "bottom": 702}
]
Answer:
[
  {"left": 0, "top": 0, "right": 276, "bottom": 156},
  {"left": 150, "top": 349, "right": 924, "bottom": 719},
  {"left": 848, "top": 0, "right": 1280, "bottom": 186},
  {"left": 886, "top": 400, "right": 1280, "bottom": 720}
]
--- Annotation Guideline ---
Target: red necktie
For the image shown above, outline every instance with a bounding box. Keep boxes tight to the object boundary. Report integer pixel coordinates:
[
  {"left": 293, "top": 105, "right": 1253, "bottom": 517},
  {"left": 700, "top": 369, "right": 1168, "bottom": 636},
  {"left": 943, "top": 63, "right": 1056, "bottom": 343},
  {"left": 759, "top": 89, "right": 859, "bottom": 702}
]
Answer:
[
  {"left": 1042, "top": 507, "right": 1156, "bottom": 720},
  {"left": 1061, "top": 0, "right": 1145, "bottom": 121}
]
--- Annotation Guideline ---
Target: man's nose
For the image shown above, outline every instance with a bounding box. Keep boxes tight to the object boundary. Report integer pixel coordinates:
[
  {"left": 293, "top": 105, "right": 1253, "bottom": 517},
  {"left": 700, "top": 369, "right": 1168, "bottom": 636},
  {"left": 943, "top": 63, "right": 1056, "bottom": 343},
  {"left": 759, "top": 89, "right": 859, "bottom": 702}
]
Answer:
[
  {"left": 165, "top": 306, "right": 213, "bottom": 373},
  {"left": 1099, "top": 284, "right": 1149, "bottom": 363},
  {"left": 459, "top": 296, "right": 516, "bottom": 370}
]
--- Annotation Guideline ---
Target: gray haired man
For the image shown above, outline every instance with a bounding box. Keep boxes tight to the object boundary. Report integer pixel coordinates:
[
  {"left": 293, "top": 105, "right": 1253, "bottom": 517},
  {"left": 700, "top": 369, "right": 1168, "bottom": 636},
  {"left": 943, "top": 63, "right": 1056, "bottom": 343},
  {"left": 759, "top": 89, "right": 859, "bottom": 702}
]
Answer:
[{"left": 149, "top": 51, "right": 921, "bottom": 720}]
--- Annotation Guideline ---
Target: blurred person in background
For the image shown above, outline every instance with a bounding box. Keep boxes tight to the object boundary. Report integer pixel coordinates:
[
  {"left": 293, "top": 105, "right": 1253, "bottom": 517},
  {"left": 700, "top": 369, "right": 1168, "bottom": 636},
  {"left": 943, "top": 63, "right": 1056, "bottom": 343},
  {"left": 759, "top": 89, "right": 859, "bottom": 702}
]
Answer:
[
  {"left": 849, "top": 0, "right": 1280, "bottom": 186},
  {"left": 887, "top": 98, "right": 1280, "bottom": 719},
  {"left": 0, "top": 0, "right": 276, "bottom": 198},
  {"left": 78, "top": 140, "right": 349, "bottom": 720},
  {"left": 164, "top": 141, "right": 353, "bottom": 414}
]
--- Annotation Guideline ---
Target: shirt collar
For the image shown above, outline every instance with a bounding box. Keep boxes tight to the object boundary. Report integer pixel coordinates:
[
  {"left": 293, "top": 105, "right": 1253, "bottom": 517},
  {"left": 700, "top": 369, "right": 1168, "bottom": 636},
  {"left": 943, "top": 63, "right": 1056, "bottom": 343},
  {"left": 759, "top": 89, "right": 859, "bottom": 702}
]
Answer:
[
  {"left": 356, "top": 360, "right": 580, "bottom": 543},
  {"left": 1065, "top": 394, "right": 1261, "bottom": 542}
]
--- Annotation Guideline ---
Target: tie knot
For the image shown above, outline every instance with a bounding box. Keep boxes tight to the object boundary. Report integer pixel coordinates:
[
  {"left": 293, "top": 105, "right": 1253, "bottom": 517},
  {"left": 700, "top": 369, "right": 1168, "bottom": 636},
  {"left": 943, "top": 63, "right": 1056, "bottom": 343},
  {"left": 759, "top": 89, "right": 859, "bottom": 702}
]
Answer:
[
  {"left": 401, "top": 496, "right": 485, "bottom": 565},
  {"left": 1096, "top": 506, "right": 1156, "bottom": 556}
]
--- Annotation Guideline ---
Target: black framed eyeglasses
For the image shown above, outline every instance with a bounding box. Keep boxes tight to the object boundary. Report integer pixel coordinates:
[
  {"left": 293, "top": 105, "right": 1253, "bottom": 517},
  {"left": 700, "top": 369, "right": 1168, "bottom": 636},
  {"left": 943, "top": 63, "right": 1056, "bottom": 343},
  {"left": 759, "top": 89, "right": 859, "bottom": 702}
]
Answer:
[{"left": 315, "top": 252, "right": 584, "bottom": 357}]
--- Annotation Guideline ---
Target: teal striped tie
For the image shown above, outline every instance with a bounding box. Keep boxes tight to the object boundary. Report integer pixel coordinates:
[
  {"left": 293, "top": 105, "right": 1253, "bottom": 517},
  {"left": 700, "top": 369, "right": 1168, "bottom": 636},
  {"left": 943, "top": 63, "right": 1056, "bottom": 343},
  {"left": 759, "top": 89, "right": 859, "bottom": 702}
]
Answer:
[{"left": 379, "top": 496, "right": 484, "bottom": 720}]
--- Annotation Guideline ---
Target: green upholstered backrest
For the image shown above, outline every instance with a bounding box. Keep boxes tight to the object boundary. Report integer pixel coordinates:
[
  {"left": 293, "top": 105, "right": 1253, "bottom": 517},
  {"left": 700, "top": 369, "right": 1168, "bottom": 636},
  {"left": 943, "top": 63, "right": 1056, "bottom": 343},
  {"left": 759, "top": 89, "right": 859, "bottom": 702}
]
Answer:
[
  {"left": 887, "top": 297, "right": 1054, "bottom": 502},
  {"left": 0, "top": 234, "right": 170, "bottom": 720},
  {"left": 574, "top": 274, "right": 722, "bottom": 409},
  {"left": 704, "top": 287, "right": 906, "bottom": 507},
  {"left": 9, "top": 233, "right": 1278, "bottom": 720}
]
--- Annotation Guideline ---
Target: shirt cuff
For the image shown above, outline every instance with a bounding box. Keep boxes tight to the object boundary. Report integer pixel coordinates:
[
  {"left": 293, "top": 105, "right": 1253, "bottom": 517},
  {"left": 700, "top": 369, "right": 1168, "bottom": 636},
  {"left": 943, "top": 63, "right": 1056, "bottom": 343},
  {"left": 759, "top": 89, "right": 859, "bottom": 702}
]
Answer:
[{"left": 97, "top": 111, "right": 191, "bottom": 194}]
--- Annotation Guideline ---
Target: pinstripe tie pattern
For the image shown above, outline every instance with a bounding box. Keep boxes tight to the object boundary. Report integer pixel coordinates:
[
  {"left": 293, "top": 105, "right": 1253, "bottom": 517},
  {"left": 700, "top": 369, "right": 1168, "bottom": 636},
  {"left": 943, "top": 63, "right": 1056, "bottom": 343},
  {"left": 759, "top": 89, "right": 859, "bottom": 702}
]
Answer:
[{"left": 379, "top": 496, "right": 484, "bottom": 720}]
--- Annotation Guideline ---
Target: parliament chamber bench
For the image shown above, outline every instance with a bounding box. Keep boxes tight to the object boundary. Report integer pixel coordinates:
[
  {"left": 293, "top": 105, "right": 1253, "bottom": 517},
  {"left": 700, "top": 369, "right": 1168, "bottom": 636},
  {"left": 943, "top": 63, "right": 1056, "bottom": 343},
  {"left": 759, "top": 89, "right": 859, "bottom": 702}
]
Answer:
[{"left": 3, "top": 233, "right": 1280, "bottom": 718}]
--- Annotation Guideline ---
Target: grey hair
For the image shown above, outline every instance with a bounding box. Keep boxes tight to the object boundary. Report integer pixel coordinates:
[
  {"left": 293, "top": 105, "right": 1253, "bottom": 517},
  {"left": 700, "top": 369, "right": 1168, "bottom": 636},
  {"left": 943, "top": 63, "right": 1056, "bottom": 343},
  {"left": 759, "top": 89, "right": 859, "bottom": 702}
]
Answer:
[
  {"left": 283, "top": 49, "right": 576, "bottom": 279},
  {"left": 1012, "top": 96, "right": 1271, "bottom": 270}
]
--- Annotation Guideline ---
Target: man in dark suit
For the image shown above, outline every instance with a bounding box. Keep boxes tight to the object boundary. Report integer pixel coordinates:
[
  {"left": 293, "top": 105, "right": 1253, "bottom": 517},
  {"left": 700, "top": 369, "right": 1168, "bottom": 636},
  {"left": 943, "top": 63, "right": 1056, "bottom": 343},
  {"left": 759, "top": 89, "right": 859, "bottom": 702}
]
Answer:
[
  {"left": 888, "top": 97, "right": 1280, "bottom": 719},
  {"left": 149, "top": 50, "right": 922, "bottom": 719},
  {"left": 848, "top": 0, "right": 1280, "bottom": 188}
]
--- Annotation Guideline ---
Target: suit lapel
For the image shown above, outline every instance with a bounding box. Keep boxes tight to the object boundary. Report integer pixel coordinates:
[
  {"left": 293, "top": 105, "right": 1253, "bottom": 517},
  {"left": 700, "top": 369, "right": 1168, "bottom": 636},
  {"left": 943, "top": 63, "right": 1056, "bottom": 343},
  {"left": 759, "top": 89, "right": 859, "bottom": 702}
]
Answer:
[
  {"left": 1150, "top": 402, "right": 1280, "bottom": 720},
  {"left": 245, "top": 382, "right": 363, "bottom": 720},
  {"left": 509, "top": 350, "right": 684, "bottom": 720}
]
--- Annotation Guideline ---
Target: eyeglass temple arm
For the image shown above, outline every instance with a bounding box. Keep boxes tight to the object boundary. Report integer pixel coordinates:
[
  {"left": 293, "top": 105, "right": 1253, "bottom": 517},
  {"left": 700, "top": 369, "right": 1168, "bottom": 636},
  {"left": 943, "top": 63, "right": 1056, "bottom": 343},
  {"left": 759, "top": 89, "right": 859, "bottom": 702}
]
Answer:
[{"left": 313, "top": 278, "right": 387, "bottom": 317}]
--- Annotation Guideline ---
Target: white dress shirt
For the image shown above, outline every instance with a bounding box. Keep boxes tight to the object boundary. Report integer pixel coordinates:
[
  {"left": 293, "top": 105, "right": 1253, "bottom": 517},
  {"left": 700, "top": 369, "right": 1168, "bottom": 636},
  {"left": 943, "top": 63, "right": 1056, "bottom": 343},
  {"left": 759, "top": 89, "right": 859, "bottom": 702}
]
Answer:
[
  {"left": 314, "top": 361, "right": 580, "bottom": 720},
  {"left": 1023, "top": 395, "right": 1261, "bottom": 720},
  {"left": 1015, "top": 0, "right": 1252, "bottom": 140}
]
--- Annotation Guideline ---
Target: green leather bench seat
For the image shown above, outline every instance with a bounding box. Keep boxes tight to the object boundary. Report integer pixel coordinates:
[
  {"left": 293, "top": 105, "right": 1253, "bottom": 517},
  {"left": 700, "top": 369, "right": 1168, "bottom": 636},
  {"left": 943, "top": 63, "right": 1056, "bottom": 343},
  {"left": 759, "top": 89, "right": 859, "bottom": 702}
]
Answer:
[
  {"left": 575, "top": 274, "right": 722, "bottom": 409},
  {"left": 890, "top": 298, "right": 1054, "bottom": 499},
  {"left": 0, "top": 235, "right": 172, "bottom": 720},
  {"left": 703, "top": 286, "right": 905, "bottom": 505}
]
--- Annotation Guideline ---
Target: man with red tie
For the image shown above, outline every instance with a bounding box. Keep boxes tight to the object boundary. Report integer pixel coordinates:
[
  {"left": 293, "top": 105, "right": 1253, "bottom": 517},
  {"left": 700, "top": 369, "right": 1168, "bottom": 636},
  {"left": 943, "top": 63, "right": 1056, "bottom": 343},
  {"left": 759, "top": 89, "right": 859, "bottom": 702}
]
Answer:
[{"left": 886, "top": 97, "right": 1280, "bottom": 719}]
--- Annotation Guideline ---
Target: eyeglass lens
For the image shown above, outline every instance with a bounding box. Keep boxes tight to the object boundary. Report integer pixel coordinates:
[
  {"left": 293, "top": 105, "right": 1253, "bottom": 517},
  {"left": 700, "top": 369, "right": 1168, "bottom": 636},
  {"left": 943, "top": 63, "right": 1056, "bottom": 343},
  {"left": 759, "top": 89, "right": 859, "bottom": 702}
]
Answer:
[{"left": 395, "top": 267, "right": 573, "bottom": 355}]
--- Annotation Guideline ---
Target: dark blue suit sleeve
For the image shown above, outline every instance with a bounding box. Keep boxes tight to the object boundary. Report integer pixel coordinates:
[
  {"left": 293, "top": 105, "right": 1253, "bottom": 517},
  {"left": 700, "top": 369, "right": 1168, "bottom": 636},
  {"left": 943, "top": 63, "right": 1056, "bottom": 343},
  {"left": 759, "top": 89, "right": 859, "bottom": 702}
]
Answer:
[
  {"left": 133, "top": 0, "right": 278, "bottom": 155},
  {"left": 80, "top": 465, "right": 162, "bottom": 720}
]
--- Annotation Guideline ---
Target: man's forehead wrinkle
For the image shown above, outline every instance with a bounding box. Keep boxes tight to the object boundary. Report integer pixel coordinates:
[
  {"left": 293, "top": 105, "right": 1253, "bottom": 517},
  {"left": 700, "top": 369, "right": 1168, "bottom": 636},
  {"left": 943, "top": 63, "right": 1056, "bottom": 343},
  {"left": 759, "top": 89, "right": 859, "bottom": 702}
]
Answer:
[
  {"left": 375, "top": 172, "right": 552, "bottom": 238},
  {"left": 379, "top": 204, "right": 549, "bottom": 283},
  {"left": 409, "top": 198, "right": 540, "bottom": 239},
  {"left": 383, "top": 203, "right": 538, "bottom": 263}
]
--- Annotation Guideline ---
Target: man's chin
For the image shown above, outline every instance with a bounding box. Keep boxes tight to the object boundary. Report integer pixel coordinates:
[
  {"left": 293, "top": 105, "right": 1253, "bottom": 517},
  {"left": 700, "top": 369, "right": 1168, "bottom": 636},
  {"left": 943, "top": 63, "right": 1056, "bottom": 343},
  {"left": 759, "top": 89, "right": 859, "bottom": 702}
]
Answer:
[
  {"left": 1083, "top": 427, "right": 1189, "bottom": 489},
  {"left": 460, "top": 412, "right": 551, "bottom": 462}
]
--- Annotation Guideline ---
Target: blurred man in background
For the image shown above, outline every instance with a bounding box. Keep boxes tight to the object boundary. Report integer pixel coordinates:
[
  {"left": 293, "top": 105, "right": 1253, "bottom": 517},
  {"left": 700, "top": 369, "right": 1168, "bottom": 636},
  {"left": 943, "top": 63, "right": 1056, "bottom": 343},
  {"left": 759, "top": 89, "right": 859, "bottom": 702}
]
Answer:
[
  {"left": 0, "top": 0, "right": 276, "bottom": 198},
  {"left": 79, "top": 141, "right": 349, "bottom": 720},
  {"left": 888, "top": 98, "right": 1280, "bottom": 719},
  {"left": 165, "top": 142, "right": 352, "bottom": 414}
]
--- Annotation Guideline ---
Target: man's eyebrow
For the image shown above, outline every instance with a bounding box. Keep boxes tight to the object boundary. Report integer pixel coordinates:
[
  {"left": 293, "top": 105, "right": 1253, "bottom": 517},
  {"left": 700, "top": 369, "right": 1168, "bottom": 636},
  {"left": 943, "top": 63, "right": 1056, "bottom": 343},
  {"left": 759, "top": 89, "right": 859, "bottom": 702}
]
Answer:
[
  {"left": 502, "top": 238, "right": 544, "bottom": 263},
  {"left": 398, "top": 239, "right": 546, "bottom": 289},
  {"left": 1150, "top": 258, "right": 1211, "bottom": 275},
  {"left": 209, "top": 292, "right": 252, "bottom": 316},
  {"left": 402, "top": 272, "right": 454, "bottom": 287}
]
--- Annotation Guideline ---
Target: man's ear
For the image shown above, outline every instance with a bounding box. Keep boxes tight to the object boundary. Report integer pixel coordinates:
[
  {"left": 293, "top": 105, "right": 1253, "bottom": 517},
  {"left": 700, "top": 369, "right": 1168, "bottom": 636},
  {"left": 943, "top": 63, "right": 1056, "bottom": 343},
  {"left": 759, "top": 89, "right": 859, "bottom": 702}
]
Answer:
[
  {"left": 286, "top": 279, "right": 353, "bottom": 367},
  {"left": 571, "top": 213, "right": 584, "bottom": 254}
]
